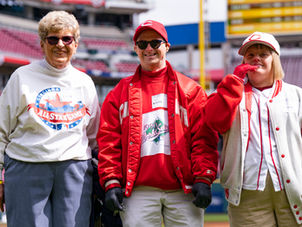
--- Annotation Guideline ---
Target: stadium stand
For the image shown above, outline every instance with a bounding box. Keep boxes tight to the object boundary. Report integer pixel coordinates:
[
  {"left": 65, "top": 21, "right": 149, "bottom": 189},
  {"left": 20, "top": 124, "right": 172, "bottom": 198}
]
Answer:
[
  {"left": 0, "top": 0, "right": 149, "bottom": 79},
  {"left": 2, "top": 1, "right": 302, "bottom": 91},
  {"left": 0, "top": 27, "right": 43, "bottom": 59},
  {"left": 0, "top": 0, "right": 151, "bottom": 110},
  {"left": 72, "top": 58, "right": 109, "bottom": 72},
  {"left": 81, "top": 37, "right": 129, "bottom": 51},
  {"left": 115, "top": 61, "right": 138, "bottom": 72}
]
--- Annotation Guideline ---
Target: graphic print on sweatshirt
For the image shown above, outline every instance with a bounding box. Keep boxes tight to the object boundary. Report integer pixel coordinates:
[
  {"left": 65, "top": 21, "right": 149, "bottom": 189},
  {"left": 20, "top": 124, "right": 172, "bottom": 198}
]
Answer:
[
  {"left": 141, "top": 108, "right": 170, "bottom": 157},
  {"left": 27, "top": 87, "right": 89, "bottom": 130}
]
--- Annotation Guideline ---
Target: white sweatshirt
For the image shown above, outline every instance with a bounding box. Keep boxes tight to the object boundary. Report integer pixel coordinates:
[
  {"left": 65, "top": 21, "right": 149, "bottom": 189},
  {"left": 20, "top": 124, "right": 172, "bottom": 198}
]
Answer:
[{"left": 0, "top": 60, "right": 100, "bottom": 172}]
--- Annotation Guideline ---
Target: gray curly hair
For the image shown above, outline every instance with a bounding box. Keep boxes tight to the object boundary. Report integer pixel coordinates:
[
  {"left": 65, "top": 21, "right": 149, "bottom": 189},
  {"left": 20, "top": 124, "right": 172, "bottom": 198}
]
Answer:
[{"left": 38, "top": 10, "right": 80, "bottom": 43}]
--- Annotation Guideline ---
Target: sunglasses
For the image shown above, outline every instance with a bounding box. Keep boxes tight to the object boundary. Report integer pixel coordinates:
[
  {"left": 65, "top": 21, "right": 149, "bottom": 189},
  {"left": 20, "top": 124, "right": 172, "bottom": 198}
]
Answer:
[
  {"left": 46, "top": 36, "right": 74, "bottom": 45},
  {"left": 136, "top": 40, "right": 166, "bottom": 50}
]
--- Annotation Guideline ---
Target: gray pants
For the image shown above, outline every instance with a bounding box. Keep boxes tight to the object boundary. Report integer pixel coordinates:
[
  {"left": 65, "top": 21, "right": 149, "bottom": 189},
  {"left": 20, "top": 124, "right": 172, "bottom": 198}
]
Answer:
[
  {"left": 4, "top": 154, "right": 93, "bottom": 227},
  {"left": 119, "top": 186, "right": 204, "bottom": 227}
]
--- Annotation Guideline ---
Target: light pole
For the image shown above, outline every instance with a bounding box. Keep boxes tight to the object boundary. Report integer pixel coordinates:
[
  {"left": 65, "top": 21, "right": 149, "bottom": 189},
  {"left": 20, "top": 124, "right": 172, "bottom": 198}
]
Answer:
[{"left": 199, "top": 0, "right": 205, "bottom": 89}]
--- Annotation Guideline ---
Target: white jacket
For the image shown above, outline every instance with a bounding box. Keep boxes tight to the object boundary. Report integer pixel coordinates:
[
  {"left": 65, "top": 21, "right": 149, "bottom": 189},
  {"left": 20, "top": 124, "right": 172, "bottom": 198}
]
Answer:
[{"left": 206, "top": 75, "right": 302, "bottom": 224}]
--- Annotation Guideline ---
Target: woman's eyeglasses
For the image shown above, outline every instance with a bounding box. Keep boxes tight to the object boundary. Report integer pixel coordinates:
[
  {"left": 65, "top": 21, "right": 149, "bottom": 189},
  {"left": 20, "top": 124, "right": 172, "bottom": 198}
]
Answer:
[
  {"left": 46, "top": 36, "right": 75, "bottom": 45},
  {"left": 136, "top": 40, "right": 166, "bottom": 50}
]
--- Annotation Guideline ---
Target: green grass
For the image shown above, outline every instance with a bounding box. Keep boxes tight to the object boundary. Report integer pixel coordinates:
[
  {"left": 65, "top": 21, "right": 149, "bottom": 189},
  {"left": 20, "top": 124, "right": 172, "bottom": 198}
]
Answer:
[
  {"left": 161, "top": 213, "right": 229, "bottom": 226},
  {"left": 204, "top": 213, "right": 229, "bottom": 222}
]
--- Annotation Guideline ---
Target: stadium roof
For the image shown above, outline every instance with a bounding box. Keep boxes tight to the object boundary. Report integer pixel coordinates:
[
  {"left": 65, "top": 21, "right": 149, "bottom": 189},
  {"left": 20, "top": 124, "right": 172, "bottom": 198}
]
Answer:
[
  {"left": 40, "top": 0, "right": 105, "bottom": 7},
  {"left": 21, "top": 0, "right": 151, "bottom": 13}
]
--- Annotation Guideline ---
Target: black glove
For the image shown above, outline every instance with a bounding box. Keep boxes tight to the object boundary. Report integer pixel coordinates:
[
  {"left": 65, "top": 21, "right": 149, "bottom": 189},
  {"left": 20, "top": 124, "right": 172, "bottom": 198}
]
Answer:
[
  {"left": 104, "top": 187, "right": 124, "bottom": 212},
  {"left": 192, "top": 182, "right": 212, "bottom": 208}
]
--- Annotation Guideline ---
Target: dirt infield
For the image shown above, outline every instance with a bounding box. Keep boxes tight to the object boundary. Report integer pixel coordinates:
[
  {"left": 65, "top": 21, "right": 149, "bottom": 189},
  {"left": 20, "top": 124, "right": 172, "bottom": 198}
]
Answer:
[
  {"left": 0, "top": 222, "right": 229, "bottom": 227},
  {"left": 0, "top": 223, "right": 228, "bottom": 227},
  {"left": 205, "top": 222, "right": 230, "bottom": 227}
]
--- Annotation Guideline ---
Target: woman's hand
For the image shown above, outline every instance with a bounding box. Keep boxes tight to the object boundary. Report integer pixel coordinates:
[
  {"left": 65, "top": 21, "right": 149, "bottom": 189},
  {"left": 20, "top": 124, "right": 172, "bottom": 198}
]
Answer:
[{"left": 233, "top": 64, "right": 258, "bottom": 79}]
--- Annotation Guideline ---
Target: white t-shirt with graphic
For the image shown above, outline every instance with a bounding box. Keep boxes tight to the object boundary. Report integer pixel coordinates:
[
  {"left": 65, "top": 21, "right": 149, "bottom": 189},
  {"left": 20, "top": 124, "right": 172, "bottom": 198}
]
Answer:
[{"left": 0, "top": 60, "right": 100, "bottom": 168}]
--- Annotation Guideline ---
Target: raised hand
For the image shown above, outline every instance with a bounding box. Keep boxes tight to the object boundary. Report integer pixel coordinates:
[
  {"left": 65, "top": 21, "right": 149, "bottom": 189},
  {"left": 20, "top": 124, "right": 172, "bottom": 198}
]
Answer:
[{"left": 233, "top": 64, "right": 258, "bottom": 79}]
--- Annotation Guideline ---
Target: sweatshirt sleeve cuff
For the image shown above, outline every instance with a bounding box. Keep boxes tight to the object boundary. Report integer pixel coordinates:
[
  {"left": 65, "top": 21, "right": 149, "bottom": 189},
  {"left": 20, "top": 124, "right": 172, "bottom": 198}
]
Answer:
[
  {"left": 105, "top": 179, "right": 121, "bottom": 192},
  {"left": 194, "top": 177, "right": 212, "bottom": 186}
]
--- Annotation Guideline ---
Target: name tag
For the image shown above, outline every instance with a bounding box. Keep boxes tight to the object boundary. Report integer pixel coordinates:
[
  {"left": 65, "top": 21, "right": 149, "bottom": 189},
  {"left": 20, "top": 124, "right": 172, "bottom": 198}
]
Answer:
[{"left": 152, "top": 93, "right": 167, "bottom": 109}]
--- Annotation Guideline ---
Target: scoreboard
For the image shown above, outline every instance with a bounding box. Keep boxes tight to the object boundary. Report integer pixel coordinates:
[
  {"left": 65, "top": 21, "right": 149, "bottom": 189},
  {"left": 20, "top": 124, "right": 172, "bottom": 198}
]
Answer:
[{"left": 228, "top": 0, "right": 302, "bottom": 35}]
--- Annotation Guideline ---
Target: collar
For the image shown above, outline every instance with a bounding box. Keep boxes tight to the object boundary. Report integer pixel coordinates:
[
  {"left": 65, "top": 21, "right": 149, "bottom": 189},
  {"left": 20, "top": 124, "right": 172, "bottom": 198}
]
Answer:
[
  {"left": 41, "top": 58, "right": 71, "bottom": 74},
  {"left": 132, "top": 60, "right": 176, "bottom": 84}
]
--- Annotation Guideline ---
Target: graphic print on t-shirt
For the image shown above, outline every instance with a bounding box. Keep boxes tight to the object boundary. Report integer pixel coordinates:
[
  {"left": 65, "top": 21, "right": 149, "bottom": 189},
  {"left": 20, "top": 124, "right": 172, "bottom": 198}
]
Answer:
[
  {"left": 141, "top": 108, "right": 170, "bottom": 157},
  {"left": 27, "top": 87, "right": 89, "bottom": 130}
]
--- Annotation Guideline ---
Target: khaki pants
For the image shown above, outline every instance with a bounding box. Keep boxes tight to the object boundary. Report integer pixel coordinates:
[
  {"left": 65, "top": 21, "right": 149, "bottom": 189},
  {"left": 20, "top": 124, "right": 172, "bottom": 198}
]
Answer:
[
  {"left": 228, "top": 174, "right": 302, "bottom": 227},
  {"left": 119, "top": 186, "right": 204, "bottom": 227}
]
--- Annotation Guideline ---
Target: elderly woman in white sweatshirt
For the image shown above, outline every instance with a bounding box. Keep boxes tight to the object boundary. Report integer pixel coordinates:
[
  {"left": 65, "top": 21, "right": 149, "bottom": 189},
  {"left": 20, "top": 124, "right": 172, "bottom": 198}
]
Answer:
[
  {"left": 0, "top": 11, "right": 100, "bottom": 227},
  {"left": 204, "top": 31, "right": 302, "bottom": 227}
]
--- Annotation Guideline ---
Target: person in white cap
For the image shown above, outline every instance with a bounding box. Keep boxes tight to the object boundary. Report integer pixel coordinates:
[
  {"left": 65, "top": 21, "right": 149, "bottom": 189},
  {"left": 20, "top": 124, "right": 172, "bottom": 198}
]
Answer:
[
  {"left": 203, "top": 31, "right": 302, "bottom": 226},
  {"left": 97, "top": 20, "right": 219, "bottom": 226}
]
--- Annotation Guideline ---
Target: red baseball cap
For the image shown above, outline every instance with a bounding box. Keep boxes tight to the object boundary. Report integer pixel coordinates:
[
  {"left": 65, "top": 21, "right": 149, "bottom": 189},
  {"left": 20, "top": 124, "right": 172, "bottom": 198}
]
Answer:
[{"left": 133, "top": 20, "right": 168, "bottom": 42}]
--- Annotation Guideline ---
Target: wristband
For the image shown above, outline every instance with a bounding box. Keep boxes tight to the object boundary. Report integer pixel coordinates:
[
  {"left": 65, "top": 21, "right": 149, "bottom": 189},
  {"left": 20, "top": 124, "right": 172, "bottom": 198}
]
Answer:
[{"left": 0, "top": 180, "right": 3, "bottom": 184}]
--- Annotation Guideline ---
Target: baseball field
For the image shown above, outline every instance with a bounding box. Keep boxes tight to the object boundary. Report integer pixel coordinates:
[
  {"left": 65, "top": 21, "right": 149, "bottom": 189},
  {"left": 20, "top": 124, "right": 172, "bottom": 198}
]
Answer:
[
  {"left": 0, "top": 213, "right": 229, "bottom": 227},
  {"left": 0, "top": 222, "right": 229, "bottom": 227},
  {"left": 204, "top": 213, "right": 229, "bottom": 227}
]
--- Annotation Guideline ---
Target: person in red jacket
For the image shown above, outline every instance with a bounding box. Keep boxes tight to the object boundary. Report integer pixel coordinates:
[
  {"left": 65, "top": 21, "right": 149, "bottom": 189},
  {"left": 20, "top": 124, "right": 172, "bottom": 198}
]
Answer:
[{"left": 97, "top": 20, "right": 218, "bottom": 226}]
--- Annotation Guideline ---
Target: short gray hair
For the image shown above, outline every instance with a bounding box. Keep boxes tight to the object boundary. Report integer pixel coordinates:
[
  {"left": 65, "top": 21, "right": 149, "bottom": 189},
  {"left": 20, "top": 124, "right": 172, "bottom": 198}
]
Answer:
[{"left": 38, "top": 10, "right": 80, "bottom": 43}]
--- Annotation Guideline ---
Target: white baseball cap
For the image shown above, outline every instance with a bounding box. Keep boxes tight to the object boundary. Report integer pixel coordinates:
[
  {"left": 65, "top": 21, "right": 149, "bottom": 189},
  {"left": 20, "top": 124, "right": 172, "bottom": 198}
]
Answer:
[{"left": 238, "top": 31, "right": 280, "bottom": 56}]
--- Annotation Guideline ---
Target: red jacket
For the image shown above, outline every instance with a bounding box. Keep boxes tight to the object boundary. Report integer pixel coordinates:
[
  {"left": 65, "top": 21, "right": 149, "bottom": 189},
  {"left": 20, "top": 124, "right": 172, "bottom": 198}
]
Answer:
[{"left": 97, "top": 61, "right": 218, "bottom": 197}]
